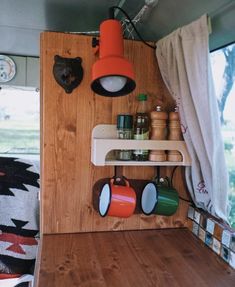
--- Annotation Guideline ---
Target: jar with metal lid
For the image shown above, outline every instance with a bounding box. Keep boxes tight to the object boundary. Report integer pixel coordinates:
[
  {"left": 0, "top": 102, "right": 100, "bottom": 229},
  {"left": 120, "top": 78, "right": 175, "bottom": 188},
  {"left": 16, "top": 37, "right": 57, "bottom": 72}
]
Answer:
[
  {"left": 133, "top": 94, "right": 150, "bottom": 161},
  {"left": 116, "top": 114, "right": 133, "bottom": 160}
]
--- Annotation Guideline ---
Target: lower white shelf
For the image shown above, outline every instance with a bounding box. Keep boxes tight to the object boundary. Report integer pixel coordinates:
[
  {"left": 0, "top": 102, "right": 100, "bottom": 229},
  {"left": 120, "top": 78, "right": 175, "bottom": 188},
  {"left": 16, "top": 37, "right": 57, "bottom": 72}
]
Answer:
[
  {"left": 91, "top": 124, "right": 191, "bottom": 166},
  {"left": 102, "top": 160, "right": 188, "bottom": 166}
]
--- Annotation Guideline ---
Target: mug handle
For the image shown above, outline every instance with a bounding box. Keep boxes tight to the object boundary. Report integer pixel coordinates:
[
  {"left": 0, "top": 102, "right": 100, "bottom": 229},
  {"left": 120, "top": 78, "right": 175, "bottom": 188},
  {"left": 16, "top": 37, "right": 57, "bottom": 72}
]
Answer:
[
  {"left": 111, "top": 176, "right": 130, "bottom": 187},
  {"left": 154, "top": 176, "right": 171, "bottom": 188}
]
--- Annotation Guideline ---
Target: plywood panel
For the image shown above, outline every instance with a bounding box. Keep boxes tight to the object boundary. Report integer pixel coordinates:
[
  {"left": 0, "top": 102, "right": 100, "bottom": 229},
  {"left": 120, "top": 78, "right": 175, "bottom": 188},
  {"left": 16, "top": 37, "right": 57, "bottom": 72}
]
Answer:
[{"left": 40, "top": 32, "right": 190, "bottom": 234}]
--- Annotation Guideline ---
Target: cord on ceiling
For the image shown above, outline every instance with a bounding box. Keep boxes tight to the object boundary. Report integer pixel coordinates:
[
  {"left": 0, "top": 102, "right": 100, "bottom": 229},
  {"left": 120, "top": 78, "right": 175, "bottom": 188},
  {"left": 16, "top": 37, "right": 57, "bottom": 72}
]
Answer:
[
  {"left": 121, "top": 0, "right": 159, "bottom": 42},
  {"left": 110, "top": 6, "right": 156, "bottom": 49}
]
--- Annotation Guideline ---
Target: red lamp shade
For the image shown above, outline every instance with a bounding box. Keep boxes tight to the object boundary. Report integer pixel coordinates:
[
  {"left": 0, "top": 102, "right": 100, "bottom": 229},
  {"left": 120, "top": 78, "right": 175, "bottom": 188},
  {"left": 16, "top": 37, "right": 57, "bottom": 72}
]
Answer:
[{"left": 91, "top": 19, "right": 136, "bottom": 97}]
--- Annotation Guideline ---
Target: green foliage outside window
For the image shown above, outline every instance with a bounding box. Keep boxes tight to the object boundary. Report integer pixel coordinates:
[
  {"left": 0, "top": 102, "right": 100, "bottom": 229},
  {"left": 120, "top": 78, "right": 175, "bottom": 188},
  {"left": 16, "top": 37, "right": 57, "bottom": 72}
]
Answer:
[
  {"left": 0, "top": 86, "right": 39, "bottom": 155},
  {"left": 211, "top": 43, "right": 235, "bottom": 228}
]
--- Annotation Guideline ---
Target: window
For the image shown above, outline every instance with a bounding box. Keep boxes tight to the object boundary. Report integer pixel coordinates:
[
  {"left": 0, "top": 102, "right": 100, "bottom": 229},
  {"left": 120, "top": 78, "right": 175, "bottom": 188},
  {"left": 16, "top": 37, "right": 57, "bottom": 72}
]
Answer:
[
  {"left": 211, "top": 43, "right": 235, "bottom": 228},
  {"left": 0, "top": 85, "right": 40, "bottom": 157}
]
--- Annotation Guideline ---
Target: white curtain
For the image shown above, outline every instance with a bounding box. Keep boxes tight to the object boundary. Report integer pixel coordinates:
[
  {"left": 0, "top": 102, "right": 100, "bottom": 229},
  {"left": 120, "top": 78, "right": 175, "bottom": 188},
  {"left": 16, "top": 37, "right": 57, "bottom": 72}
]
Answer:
[{"left": 156, "top": 15, "right": 229, "bottom": 221}]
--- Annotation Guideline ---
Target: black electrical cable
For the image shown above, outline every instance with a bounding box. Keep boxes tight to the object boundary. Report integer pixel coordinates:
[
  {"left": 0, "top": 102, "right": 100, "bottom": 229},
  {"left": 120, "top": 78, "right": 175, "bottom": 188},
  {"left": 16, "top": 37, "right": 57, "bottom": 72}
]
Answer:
[
  {"left": 109, "top": 6, "right": 156, "bottom": 50},
  {"left": 171, "top": 166, "right": 192, "bottom": 203},
  {"left": 179, "top": 196, "right": 192, "bottom": 203},
  {"left": 170, "top": 166, "right": 178, "bottom": 187}
]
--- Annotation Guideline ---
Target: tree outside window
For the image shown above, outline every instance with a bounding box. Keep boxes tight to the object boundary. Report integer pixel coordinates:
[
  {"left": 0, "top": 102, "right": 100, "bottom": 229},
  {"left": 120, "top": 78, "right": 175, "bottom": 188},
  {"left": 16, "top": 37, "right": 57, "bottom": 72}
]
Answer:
[
  {"left": 211, "top": 43, "right": 235, "bottom": 227},
  {"left": 0, "top": 86, "right": 39, "bottom": 156}
]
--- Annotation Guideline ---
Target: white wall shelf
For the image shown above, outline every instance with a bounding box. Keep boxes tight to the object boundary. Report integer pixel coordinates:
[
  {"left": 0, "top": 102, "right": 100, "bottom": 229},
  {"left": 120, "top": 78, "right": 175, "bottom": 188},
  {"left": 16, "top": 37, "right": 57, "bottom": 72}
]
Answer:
[{"left": 91, "top": 125, "right": 191, "bottom": 166}]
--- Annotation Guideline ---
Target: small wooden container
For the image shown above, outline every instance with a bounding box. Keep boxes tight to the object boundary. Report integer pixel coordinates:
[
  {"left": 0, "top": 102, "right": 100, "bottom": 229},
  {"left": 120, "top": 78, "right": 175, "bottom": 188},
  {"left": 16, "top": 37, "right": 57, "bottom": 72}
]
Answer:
[
  {"left": 168, "top": 108, "right": 183, "bottom": 162},
  {"left": 149, "top": 106, "right": 168, "bottom": 161}
]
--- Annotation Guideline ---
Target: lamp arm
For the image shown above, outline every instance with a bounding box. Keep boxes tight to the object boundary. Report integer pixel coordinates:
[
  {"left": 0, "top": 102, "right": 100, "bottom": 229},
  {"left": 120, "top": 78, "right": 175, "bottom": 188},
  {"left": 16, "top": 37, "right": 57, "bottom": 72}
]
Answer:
[{"left": 109, "top": 6, "right": 156, "bottom": 50}]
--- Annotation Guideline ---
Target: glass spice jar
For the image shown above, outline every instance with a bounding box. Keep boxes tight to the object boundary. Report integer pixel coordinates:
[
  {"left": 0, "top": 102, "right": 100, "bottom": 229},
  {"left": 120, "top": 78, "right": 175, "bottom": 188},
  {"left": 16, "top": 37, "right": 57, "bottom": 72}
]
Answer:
[
  {"left": 116, "top": 114, "right": 133, "bottom": 161},
  {"left": 133, "top": 94, "right": 150, "bottom": 161}
]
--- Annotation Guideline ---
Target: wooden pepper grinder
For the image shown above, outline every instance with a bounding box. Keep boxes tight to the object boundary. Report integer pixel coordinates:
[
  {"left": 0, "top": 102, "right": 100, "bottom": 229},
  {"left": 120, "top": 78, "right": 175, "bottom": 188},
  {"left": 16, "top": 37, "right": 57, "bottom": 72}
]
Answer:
[
  {"left": 149, "top": 106, "right": 168, "bottom": 161},
  {"left": 167, "top": 107, "right": 183, "bottom": 162}
]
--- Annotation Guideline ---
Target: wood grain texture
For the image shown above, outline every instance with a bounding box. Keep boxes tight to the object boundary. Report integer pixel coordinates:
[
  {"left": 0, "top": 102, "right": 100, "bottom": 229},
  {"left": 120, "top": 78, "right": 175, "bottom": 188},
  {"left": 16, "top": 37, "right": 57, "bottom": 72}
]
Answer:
[
  {"left": 40, "top": 32, "right": 190, "bottom": 234},
  {"left": 36, "top": 229, "right": 235, "bottom": 287}
]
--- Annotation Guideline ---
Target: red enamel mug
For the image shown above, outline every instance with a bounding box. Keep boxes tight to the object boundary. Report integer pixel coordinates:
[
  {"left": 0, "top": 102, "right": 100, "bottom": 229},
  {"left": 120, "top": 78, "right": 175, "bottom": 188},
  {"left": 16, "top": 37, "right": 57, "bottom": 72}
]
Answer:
[{"left": 98, "top": 177, "right": 136, "bottom": 218}]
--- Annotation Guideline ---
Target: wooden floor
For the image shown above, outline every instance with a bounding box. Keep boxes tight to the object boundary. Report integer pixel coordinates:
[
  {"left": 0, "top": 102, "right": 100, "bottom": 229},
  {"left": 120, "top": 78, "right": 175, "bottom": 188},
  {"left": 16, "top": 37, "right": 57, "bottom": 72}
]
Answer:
[{"left": 36, "top": 229, "right": 235, "bottom": 287}]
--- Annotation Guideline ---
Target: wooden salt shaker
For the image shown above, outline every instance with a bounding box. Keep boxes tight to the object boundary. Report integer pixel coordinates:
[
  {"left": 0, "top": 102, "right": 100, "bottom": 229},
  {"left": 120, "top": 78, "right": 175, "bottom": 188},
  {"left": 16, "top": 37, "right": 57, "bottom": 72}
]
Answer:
[
  {"left": 167, "top": 107, "right": 183, "bottom": 162},
  {"left": 149, "top": 106, "right": 168, "bottom": 161}
]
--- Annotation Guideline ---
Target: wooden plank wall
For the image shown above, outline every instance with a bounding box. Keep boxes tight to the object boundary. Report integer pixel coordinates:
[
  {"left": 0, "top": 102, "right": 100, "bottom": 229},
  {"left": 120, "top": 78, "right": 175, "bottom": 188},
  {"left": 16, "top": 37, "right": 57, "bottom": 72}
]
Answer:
[{"left": 40, "top": 32, "right": 190, "bottom": 234}]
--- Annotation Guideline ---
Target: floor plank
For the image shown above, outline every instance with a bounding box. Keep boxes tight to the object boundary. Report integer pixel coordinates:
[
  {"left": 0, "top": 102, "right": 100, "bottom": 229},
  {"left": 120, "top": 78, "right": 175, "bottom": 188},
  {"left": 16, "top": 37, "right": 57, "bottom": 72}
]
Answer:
[{"left": 36, "top": 229, "right": 235, "bottom": 287}]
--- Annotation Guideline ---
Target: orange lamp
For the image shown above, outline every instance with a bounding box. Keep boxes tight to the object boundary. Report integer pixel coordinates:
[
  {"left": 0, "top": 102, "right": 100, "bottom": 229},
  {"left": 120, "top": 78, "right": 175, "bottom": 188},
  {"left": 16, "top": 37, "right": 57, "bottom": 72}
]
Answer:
[{"left": 91, "top": 18, "right": 136, "bottom": 97}]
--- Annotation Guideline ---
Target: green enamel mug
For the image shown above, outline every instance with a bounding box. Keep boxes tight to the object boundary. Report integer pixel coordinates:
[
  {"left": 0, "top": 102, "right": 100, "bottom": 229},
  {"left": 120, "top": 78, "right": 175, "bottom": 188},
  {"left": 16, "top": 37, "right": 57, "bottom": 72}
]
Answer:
[{"left": 141, "top": 182, "right": 179, "bottom": 216}]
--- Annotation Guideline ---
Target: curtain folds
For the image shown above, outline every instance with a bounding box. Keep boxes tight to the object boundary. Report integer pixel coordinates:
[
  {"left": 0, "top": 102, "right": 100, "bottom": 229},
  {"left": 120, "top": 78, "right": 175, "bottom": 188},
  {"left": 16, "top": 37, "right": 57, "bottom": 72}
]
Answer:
[{"left": 156, "top": 15, "right": 229, "bottom": 221}]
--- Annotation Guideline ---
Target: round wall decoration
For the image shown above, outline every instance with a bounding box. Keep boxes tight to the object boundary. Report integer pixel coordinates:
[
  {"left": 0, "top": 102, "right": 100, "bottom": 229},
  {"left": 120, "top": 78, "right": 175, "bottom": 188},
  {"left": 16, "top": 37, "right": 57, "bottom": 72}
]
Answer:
[{"left": 0, "top": 55, "right": 16, "bottom": 83}]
